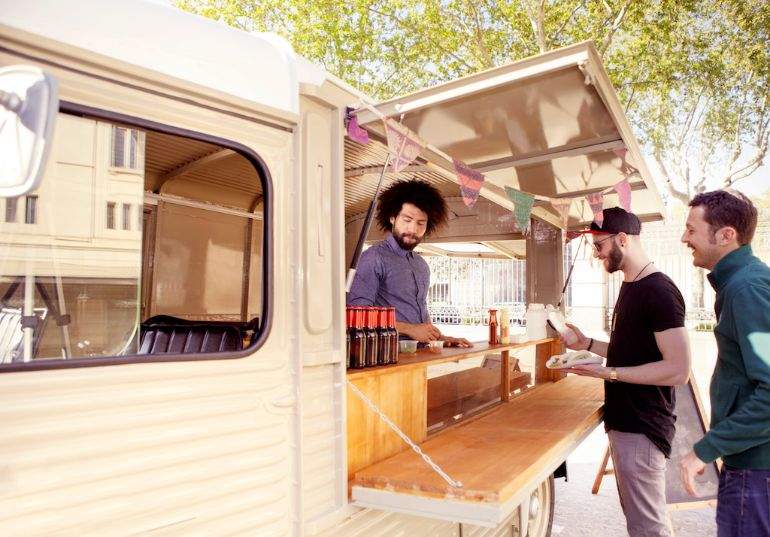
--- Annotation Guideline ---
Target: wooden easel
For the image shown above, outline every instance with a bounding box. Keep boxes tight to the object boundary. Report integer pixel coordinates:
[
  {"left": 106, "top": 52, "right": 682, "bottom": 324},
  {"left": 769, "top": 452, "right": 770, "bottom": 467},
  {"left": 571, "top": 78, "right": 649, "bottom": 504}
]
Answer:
[{"left": 592, "top": 444, "right": 613, "bottom": 494}]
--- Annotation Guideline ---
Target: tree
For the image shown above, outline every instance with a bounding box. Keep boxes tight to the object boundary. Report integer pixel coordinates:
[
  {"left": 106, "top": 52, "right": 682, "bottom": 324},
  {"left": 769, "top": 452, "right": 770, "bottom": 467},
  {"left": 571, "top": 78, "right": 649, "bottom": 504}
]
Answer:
[{"left": 176, "top": 0, "right": 769, "bottom": 197}]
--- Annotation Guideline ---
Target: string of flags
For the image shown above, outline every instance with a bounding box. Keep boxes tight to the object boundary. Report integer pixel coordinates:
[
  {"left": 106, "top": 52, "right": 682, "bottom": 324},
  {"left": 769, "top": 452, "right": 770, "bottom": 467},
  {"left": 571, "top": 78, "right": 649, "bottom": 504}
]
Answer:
[{"left": 346, "top": 109, "right": 638, "bottom": 236}]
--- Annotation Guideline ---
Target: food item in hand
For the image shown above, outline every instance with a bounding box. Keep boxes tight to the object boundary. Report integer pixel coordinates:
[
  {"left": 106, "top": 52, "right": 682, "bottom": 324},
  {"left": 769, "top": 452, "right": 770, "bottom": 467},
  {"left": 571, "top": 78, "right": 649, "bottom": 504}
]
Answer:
[{"left": 546, "top": 350, "right": 603, "bottom": 369}]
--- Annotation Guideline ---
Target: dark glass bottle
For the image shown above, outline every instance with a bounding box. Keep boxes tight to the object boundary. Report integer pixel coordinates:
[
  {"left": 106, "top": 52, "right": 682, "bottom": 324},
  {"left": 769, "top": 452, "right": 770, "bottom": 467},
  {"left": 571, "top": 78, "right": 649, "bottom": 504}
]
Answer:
[
  {"left": 376, "top": 307, "right": 391, "bottom": 365},
  {"left": 349, "top": 307, "right": 366, "bottom": 369},
  {"left": 364, "top": 307, "right": 379, "bottom": 367},
  {"left": 345, "top": 306, "right": 352, "bottom": 369},
  {"left": 388, "top": 307, "right": 399, "bottom": 364}
]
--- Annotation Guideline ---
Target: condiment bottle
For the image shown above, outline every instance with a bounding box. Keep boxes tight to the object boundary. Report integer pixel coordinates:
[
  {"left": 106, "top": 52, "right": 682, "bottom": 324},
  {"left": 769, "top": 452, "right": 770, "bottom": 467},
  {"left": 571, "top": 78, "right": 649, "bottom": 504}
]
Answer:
[
  {"left": 364, "top": 307, "right": 378, "bottom": 367},
  {"left": 350, "top": 307, "right": 366, "bottom": 369},
  {"left": 376, "top": 307, "right": 391, "bottom": 365},
  {"left": 499, "top": 308, "right": 510, "bottom": 344},
  {"left": 345, "top": 306, "right": 352, "bottom": 368},
  {"left": 488, "top": 309, "right": 498, "bottom": 345},
  {"left": 388, "top": 307, "right": 399, "bottom": 364}
]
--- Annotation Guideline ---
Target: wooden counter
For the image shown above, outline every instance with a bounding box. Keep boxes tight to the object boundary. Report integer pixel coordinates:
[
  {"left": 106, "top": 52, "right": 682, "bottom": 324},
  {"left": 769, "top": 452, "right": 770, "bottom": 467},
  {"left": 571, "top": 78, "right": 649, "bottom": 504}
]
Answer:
[
  {"left": 351, "top": 375, "right": 604, "bottom": 526},
  {"left": 347, "top": 337, "right": 565, "bottom": 477}
]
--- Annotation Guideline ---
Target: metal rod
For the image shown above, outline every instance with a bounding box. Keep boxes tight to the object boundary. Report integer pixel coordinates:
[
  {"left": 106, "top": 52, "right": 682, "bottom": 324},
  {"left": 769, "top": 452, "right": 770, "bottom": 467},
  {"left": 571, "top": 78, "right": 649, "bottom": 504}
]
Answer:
[
  {"left": 345, "top": 152, "right": 391, "bottom": 293},
  {"left": 557, "top": 234, "right": 586, "bottom": 308}
]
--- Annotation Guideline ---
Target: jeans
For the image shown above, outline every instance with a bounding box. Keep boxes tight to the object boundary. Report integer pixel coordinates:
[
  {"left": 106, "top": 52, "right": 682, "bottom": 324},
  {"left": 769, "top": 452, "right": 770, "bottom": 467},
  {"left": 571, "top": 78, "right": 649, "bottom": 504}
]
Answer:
[{"left": 717, "top": 466, "right": 770, "bottom": 537}]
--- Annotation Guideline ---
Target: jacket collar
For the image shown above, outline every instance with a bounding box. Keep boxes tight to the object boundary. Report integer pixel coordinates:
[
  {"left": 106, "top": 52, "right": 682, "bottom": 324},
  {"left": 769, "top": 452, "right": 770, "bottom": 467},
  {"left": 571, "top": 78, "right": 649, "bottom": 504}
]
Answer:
[
  {"left": 708, "top": 245, "right": 754, "bottom": 292},
  {"left": 386, "top": 232, "right": 413, "bottom": 258}
]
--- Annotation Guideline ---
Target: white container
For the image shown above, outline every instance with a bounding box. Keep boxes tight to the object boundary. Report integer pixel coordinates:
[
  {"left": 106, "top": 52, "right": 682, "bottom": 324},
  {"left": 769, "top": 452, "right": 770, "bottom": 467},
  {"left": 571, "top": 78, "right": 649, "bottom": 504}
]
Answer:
[
  {"left": 525, "top": 303, "right": 548, "bottom": 340},
  {"left": 546, "top": 305, "right": 578, "bottom": 346}
]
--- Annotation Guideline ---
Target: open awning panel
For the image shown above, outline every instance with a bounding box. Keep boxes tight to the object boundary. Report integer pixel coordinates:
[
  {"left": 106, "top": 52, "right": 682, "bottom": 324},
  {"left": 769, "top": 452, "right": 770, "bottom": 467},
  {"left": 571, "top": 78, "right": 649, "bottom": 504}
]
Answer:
[
  {"left": 351, "top": 376, "right": 604, "bottom": 527},
  {"left": 355, "top": 42, "right": 664, "bottom": 228}
]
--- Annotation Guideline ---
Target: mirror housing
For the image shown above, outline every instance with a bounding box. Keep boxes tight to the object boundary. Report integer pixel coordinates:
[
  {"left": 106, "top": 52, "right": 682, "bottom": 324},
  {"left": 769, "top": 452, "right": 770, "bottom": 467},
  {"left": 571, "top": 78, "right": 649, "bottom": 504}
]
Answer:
[{"left": 0, "top": 65, "right": 58, "bottom": 198}]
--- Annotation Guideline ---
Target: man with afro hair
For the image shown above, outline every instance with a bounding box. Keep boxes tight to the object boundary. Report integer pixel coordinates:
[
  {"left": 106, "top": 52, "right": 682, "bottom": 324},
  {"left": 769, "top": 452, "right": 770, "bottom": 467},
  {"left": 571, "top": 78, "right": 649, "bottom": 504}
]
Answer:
[{"left": 347, "top": 179, "right": 471, "bottom": 347}]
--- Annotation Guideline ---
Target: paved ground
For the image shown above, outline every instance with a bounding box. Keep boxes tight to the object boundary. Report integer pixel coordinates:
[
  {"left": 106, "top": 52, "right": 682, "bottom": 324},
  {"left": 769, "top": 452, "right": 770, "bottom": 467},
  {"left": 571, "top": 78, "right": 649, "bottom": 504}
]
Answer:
[{"left": 436, "top": 324, "right": 719, "bottom": 536}]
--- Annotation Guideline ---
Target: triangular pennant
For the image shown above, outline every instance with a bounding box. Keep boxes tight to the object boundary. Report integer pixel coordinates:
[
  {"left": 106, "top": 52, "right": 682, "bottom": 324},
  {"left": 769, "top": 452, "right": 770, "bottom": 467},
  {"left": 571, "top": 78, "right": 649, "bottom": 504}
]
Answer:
[
  {"left": 614, "top": 178, "right": 632, "bottom": 211},
  {"left": 612, "top": 147, "right": 637, "bottom": 174},
  {"left": 550, "top": 198, "right": 572, "bottom": 228},
  {"left": 383, "top": 119, "right": 425, "bottom": 173},
  {"left": 505, "top": 186, "right": 535, "bottom": 234},
  {"left": 586, "top": 192, "right": 604, "bottom": 227},
  {"left": 453, "top": 159, "right": 485, "bottom": 207},
  {"left": 345, "top": 109, "right": 369, "bottom": 144}
]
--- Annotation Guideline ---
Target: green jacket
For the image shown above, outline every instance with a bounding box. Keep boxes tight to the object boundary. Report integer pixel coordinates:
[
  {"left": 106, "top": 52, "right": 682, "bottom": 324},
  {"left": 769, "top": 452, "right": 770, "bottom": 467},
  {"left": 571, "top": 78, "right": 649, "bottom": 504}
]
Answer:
[{"left": 694, "top": 245, "right": 770, "bottom": 468}]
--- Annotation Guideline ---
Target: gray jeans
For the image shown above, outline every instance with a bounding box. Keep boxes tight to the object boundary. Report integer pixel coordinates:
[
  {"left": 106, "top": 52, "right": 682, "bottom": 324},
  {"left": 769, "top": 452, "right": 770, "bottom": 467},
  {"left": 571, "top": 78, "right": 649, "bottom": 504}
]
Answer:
[{"left": 608, "top": 430, "right": 671, "bottom": 537}]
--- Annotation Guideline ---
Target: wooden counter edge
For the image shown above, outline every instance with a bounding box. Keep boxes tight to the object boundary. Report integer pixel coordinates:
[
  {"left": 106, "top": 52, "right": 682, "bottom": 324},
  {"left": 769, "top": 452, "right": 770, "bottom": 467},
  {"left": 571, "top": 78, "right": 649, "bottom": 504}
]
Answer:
[{"left": 346, "top": 338, "right": 559, "bottom": 380}]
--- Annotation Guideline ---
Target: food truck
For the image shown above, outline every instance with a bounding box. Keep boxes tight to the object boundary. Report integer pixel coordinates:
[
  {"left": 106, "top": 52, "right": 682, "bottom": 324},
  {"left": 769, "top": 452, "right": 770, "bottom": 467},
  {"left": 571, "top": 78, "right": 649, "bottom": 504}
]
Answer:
[{"left": 0, "top": 1, "right": 665, "bottom": 535}]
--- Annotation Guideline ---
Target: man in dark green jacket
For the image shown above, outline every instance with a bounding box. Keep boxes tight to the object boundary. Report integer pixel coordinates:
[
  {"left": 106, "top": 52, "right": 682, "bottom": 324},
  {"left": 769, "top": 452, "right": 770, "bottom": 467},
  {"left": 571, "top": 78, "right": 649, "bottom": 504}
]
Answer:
[{"left": 680, "top": 189, "right": 770, "bottom": 536}]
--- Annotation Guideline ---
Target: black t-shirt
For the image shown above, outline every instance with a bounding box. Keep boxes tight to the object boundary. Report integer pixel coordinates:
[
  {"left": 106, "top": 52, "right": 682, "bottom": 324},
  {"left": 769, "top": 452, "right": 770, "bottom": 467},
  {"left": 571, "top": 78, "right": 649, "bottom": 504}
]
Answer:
[{"left": 604, "top": 271, "right": 685, "bottom": 457}]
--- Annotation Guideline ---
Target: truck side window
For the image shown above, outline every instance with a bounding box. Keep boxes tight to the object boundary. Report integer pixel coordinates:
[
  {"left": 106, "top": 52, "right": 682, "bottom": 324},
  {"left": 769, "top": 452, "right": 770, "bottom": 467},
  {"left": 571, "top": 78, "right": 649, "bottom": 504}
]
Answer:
[{"left": 0, "top": 112, "right": 267, "bottom": 367}]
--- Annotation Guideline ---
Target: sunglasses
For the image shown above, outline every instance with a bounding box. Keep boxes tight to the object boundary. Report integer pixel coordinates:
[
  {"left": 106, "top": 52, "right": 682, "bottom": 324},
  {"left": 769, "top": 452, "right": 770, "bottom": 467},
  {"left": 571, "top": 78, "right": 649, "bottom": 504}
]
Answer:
[{"left": 592, "top": 234, "right": 618, "bottom": 251}]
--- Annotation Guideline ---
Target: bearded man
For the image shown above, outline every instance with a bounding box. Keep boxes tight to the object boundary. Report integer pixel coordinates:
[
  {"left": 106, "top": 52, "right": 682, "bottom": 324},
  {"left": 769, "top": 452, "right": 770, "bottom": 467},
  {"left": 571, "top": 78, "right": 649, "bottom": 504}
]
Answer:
[
  {"left": 562, "top": 207, "right": 691, "bottom": 537},
  {"left": 347, "top": 179, "right": 471, "bottom": 347}
]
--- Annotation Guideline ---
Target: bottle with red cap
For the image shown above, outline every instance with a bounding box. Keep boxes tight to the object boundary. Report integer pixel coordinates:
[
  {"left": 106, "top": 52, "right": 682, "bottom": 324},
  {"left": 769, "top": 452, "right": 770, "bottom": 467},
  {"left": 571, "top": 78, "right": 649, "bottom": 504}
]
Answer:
[
  {"left": 388, "top": 307, "right": 399, "bottom": 364},
  {"left": 349, "top": 307, "right": 367, "bottom": 369},
  {"left": 363, "top": 307, "right": 379, "bottom": 367},
  {"left": 376, "top": 307, "right": 391, "bottom": 365}
]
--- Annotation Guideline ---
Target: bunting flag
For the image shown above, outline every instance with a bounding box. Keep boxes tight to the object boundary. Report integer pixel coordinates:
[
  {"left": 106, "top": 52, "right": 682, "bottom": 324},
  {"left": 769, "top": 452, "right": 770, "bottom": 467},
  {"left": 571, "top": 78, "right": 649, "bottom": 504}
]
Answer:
[
  {"left": 612, "top": 147, "right": 637, "bottom": 174},
  {"left": 505, "top": 186, "right": 535, "bottom": 234},
  {"left": 384, "top": 119, "right": 425, "bottom": 173},
  {"left": 453, "top": 159, "right": 485, "bottom": 207},
  {"left": 550, "top": 198, "right": 572, "bottom": 228},
  {"left": 345, "top": 109, "right": 369, "bottom": 145},
  {"left": 614, "top": 178, "right": 632, "bottom": 211},
  {"left": 586, "top": 192, "right": 605, "bottom": 227}
]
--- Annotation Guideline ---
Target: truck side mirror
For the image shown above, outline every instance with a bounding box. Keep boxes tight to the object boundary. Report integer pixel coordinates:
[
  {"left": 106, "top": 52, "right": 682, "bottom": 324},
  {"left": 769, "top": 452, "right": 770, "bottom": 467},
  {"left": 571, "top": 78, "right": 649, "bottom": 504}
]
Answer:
[{"left": 0, "top": 65, "right": 58, "bottom": 198}]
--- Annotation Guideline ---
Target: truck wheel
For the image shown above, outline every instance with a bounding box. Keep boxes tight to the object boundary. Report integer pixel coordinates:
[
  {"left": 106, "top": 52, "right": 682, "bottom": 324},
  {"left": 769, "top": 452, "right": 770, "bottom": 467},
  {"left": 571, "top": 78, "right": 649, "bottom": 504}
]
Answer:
[{"left": 512, "top": 475, "right": 555, "bottom": 537}]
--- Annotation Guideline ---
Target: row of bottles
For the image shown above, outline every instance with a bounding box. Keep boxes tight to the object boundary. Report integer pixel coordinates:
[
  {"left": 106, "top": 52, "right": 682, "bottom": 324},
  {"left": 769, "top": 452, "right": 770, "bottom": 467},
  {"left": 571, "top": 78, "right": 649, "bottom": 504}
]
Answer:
[
  {"left": 487, "top": 308, "right": 511, "bottom": 345},
  {"left": 346, "top": 306, "right": 399, "bottom": 369}
]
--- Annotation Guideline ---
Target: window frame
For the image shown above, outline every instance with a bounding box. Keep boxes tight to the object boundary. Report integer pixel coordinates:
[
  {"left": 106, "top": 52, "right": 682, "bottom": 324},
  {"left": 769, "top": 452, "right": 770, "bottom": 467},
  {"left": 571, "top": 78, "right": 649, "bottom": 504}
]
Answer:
[
  {"left": 24, "top": 195, "right": 38, "bottom": 224},
  {"left": 0, "top": 101, "right": 274, "bottom": 372},
  {"left": 110, "top": 125, "right": 142, "bottom": 171}
]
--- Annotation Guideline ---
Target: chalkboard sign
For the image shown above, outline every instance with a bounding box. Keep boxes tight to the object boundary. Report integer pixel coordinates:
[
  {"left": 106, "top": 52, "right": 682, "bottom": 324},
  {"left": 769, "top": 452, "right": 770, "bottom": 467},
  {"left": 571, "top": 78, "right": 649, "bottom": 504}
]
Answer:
[{"left": 665, "top": 377, "right": 719, "bottom": 506}]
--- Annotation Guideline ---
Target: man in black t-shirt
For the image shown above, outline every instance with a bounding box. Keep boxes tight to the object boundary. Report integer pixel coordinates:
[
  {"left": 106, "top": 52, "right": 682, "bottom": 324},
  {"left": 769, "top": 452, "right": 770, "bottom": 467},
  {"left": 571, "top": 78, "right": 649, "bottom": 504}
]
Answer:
[{"left": 563, "top": 208, "right": 691, "bottom": 537}]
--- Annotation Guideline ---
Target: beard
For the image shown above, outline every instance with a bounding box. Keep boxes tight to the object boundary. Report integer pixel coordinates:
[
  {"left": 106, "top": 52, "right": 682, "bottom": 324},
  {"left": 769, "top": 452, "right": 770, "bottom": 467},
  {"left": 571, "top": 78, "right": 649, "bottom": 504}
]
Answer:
[
  {"left": 604, "top": 242, "right": 624, "bottom": 273},
  {"left": 392, "top": 229, "right": 422, "bottom": 251}
]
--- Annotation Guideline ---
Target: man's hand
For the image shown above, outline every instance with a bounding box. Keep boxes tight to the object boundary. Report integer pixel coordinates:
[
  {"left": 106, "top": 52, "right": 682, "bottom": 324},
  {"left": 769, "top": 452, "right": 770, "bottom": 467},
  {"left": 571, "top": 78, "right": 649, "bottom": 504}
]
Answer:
[
  {"left": 442, "top": 336, "right": 473, "bottom": 348},
  {"left": 680, "top": 451, "right": 706, "bottom": 497},
  {"left": 564, "top": 323, "right": 591, "bottom": 351},
  {"left": 403, "top": 322, "right": 442, "bottom": 342},
  {"left": 566, "top": 363, "right": 608, "bottom": 379}
]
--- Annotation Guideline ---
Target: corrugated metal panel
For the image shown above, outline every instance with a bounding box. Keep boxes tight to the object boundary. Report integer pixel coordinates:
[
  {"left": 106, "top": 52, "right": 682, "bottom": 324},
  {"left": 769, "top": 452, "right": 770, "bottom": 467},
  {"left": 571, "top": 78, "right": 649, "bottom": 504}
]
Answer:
[
  {"left": 302, "top": 364, "right": 340, "bottom": 523},
  {"left": 316, "top": 508, "right": 460, "bottom": 537}
]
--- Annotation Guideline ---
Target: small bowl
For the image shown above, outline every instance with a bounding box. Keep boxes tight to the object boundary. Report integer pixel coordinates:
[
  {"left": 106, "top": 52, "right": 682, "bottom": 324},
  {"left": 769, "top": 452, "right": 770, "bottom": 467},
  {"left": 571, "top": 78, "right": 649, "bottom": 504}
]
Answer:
[
  {"left": 427, "top": 340, "right": 444, "bottom": 353},
  {"left": 398, "top": 340, "right": 418, "bottom": 354}
]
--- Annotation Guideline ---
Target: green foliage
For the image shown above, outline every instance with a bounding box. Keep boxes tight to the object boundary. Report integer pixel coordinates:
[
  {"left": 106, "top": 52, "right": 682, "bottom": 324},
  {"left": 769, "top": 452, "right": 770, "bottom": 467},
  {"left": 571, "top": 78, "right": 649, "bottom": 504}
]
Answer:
[{"left": 176, "top": 0, "right": 769, "bottom": 192}]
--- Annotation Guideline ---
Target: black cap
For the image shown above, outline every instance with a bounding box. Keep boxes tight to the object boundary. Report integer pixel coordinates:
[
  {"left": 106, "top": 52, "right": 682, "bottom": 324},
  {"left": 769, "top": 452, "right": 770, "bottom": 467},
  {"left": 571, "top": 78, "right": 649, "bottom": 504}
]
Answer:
[{"left": 585, "top": 207, "right": 641, "bottom": 235}]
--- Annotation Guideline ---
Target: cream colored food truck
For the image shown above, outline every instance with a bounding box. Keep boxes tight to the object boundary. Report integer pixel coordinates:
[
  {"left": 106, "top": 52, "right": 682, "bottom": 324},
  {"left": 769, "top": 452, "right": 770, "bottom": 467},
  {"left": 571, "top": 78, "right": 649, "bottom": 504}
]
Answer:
[{"left": 0, "top": 1, "right": 664, "bottom": 535}]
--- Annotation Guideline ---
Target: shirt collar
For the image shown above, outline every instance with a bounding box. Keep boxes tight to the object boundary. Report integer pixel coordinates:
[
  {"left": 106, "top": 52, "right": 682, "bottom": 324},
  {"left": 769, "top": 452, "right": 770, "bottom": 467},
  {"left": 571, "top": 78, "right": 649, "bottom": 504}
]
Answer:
[
  {"left": 707, "top": 245, "right": 754, "bottom": 292},
  {"left": 386, "top": 232, "right": 413, "bottom": 258}
]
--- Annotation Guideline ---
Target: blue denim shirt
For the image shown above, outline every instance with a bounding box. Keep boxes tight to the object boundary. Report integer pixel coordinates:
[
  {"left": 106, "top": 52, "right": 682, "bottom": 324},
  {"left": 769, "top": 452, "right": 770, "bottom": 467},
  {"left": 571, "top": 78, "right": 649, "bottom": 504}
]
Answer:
[{"left": 347, "top": 233, "right": 430, "bottom": 324}]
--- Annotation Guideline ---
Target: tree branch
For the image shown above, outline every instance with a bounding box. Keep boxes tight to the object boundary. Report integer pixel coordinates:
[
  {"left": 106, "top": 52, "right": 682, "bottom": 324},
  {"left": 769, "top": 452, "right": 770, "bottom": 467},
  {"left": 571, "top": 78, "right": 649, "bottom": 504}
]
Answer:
[
  {"left": 654, "top": 151, "right": 690, "bottom": 204},
  {"left": 599, "top": 0, "right": 634, "bottom": 57}
]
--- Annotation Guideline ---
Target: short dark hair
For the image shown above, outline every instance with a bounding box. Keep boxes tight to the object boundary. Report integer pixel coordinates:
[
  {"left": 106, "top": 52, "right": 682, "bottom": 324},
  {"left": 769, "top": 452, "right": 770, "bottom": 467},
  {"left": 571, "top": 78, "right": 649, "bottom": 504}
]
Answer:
[
  {"left": 689, "top": 189, "right": 758, "bottom": 245},
  {"left": 375, "top": 179, "right": 448, "bottom": 235}
]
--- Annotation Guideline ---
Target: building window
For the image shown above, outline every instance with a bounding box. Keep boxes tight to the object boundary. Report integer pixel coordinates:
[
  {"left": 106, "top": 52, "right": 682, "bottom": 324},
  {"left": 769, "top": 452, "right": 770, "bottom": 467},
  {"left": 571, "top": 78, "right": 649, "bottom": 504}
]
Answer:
[
  {"left": 122, "top": 203, "right": 131, "bottom": 230},
  {"left": 5, "top": 198, "right": 17, "bottom": 222},
  {"left": 106, "top": 202, "right": 116, "bottom": 229},
  {"left": 111, "top": 126, "right": 140, "bottom": 169},
  {"left": 24, "top": 196, "right": 37, "bottom": 224}
]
